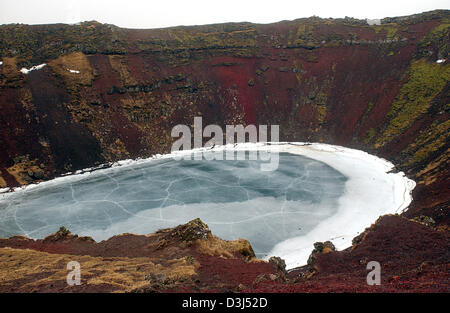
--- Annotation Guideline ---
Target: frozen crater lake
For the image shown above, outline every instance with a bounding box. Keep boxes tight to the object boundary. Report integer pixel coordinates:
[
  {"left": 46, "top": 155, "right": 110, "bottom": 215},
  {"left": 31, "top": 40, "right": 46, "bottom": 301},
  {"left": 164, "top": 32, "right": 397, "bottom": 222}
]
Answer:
[{"left": 0, "top": 143, "right": 415, "bottom": 268}]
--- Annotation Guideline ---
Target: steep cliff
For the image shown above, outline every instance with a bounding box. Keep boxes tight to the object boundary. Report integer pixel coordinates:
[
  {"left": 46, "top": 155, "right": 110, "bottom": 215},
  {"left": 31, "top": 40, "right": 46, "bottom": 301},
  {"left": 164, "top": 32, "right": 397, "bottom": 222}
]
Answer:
[{"left": 0, "top": 10, "right": 448, "bottom": 226}]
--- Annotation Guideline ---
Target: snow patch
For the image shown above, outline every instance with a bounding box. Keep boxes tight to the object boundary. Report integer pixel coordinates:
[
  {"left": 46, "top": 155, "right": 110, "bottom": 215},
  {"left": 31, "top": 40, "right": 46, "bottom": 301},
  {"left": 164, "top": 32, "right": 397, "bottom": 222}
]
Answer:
[
  {"left": 67, "top": 68, "right": 80, "bottom": 74},
  {"left": 20, "top": 63, "right": 47, "bottom": 74},
  {"left": 366, "top": 19, "right": 381, "bottom": 25},
  {"left": 0, "top": 188, "right": 10, "bottom": 194},
  {"left": 264, "top": 143, "right": 415, "bottom": 268},
  {"left": 436, "top": 59, "right": 446, "bottom": 64},
  {"left": 0, "top": 61, "right": 3, "bottom": 66}
]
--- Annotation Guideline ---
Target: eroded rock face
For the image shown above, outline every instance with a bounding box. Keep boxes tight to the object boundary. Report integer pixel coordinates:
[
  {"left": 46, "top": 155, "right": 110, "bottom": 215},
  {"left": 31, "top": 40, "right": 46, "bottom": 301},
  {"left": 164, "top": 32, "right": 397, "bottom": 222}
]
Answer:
[
  {"left": 307, "top": 241, "right": 336, "bottom": 267},
  {"left": 0, "top": 11, "right": 448, "bottom": 232},
  {"left": 269, "top": 256, "right": 287, "bottom": 274},
  {"left": 41, "top": 226, "right": 95, "bottom": 243},
  {"left": 166, "top": 218, "right": 212, "bottom": 242}
]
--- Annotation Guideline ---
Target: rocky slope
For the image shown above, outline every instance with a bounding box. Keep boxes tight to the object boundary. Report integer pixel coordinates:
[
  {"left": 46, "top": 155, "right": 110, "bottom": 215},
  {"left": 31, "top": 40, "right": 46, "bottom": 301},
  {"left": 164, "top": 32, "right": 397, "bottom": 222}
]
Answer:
[
  {"left": 0, "top": 219, "right": 268, "bottom": 292},
  {"left": 0, "top": 11, "right": 448, "bottom": 224},
  {"left": 0, "top": 10, "right": 448, "bottom": 292},
  {"left": 0, "top": 216, "right": 447, "bottom": 292}
]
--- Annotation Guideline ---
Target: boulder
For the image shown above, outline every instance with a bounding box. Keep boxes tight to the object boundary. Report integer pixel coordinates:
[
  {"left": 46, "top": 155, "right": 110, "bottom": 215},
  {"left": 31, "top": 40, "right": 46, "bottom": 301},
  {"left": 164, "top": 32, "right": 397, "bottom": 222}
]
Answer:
[
  {"left": 268, "top": 256, "right": 286, "bottom": 274},
  {"left": 167, "top": 218, "right": 211, "bottom": 242},
  {"left": 307, "top": 241, "right": 336, "bottom": 266}
]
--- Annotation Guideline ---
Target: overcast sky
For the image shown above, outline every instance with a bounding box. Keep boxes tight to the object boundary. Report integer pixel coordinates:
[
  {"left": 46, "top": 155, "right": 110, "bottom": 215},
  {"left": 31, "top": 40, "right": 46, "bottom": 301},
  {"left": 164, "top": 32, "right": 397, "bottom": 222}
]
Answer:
[{"left": 0, "top": 0, "right": 448, "bottom": 29}]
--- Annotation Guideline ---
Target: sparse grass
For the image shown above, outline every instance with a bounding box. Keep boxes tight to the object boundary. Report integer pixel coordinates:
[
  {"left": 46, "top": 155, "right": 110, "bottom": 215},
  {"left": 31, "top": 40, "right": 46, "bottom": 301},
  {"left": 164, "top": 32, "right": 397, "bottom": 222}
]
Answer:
[
  {"left": 102, "top": 138, "right": 131, "bottom": 162},
  {"left": 415, "top": 148, "right": 449, "bottom": 185},
  {"left": 6, "top": 155, "right": 40, "bottom": 185},
  {"left": 364, "top": 128, "right": 376, "bottom": 144},
  {"left": 196, "top": 236, "right": 255, "bottom": 260},
  {"left": 0, "top": 173, "right": 6, "bottom": 188},
  {"left": 316, "top": 105, "right": 327, "bottom": 124},
  {"left": 48, "top": 52, "right": 95, "bottom": 87},
  {"left": 429, "top": 18, "right": 450, "bottom": 34},
  {"left": 0, "top": 57, "right": 22, "bottom": 85},
  {"left": 373, "top": 24, "right": 399, "bottom": 40},
  {"left": 416, "top": 18, "right": 449, "bottom": 60},
  {"left": 165, "top": 257, "right": 200, "bottom": 280},
  {"left": 0, "top": 22, "right": 127, "bottom": 66},
  {"left": 376, "top": 58, "right": 450, "bottom": 147},
  {"left": 108, "top": 55, "right": 137, "bottom": 86},
  {"left": 402, "top": 119, "right": 450, "bottom": 167},
  {"left": 360, "top": 101, "right": 374, "bottom": 130},
  {"left": 0, "top": 247, "right": 198, "bottom": 292},
  {"left": 166, "top": 27, "right": 257, "bottom": 50}
]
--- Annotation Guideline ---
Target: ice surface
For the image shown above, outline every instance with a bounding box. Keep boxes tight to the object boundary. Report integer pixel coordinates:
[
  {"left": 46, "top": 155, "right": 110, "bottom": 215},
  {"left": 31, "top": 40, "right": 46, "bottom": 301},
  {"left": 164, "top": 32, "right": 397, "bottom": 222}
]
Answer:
[
  {"left": 0, "top": 143, "right": 415, "bottom": 268},
  {"left": 264, "top": 143, "right": 415, "bottom": 268},
  {"left": 0, "top": 152, "right": 346, "bottom": 258}
]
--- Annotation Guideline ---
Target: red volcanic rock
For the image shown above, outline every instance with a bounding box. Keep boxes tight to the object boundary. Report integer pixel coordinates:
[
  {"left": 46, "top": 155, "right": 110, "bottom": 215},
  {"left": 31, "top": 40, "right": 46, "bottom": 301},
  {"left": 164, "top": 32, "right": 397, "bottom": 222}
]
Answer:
[
  {"left": 307, "top": 241, "right": 336, "bottom": 268},
  {"left": 279, "top": 215, "right": 450, "bottom": 292},
  {"left": 0, "top": 10, "right": 448, "bottom": 293},
  {"left": 0, "top": 219, "right": 274, "bottom": 292},
  {"left": 0, "top": 216, "right": 448, "bottom": 292}
]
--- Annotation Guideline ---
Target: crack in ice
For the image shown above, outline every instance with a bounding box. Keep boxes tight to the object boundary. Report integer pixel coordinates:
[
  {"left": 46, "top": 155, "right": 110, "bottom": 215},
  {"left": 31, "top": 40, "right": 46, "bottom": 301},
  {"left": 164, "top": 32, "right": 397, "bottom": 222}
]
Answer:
[{"left": 0, "top": 143, "right": 415, "bottom": 269}]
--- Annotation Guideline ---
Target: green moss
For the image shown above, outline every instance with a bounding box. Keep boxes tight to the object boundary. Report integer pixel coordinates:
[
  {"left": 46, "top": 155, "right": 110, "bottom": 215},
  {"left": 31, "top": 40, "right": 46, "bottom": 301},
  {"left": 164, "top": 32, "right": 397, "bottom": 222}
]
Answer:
[
  {"left": 373, "top": 24, "right": 399, "bottom": 40},
  {"left": 429, "top": 18, "right": 450, "bottom": 34},
  {"left": 0, "top": 22, "right": 127, "bottom": 65},
  {"left": 410, "top": 137, "right": 446, "bottom": 165},
  {"left": 166, "top": 27, "right": 256, "bottom": 51},
  {"left": 376, "top": 59, "right": 450, "bottom": 147},
  {"left": 358, "top": 102, "right": 376, "bottom": 141},
  {"left": 404, "top": 119, "right": 450, "bottom": 166},
  {"left": 0, "top": 22, "right": 259, "bottom": 65},
  {"left": 291, "top": 23, "right": 319, "bottom": 48},
  {"left": 296, "top": 24, "right": 309, "bottom": 37},
  {"left": 412, "top": 215, "right": 436, "bottom": 228},
  {"left": 416, "top": 19, "right": 449, "bottom": 60},
  {"left": 362, "top": 101, "right": 374, "bottom": 121},
  {"left": 315, "top": 91, "right": 327, "bottom": 105},
  {"left": 317, "top": 105, "right": 327, "bottom": 124},
  {"left": 385, "top": 26, "right": 398, "bottom": 40}
]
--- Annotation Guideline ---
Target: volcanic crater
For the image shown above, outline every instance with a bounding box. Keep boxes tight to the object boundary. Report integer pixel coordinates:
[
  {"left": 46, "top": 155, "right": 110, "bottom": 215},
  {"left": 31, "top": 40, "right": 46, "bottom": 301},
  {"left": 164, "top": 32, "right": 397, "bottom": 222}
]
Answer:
[{"left": 0, "top": 10, "right": 448, "bottom": 292}]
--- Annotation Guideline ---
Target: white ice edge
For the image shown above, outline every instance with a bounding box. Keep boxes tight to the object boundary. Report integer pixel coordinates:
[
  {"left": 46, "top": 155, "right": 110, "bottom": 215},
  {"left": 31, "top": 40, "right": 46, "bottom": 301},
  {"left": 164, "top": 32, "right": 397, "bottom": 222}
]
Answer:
[
  {"left": 263, "top": 143, "right": 415, "bottom": 269},
  {"left": 0, "top": 142, "right": 415, "bottom": 269},
  {"left": 20, "top": 63, "right": 47, "bottom": 74}
]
